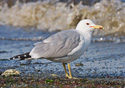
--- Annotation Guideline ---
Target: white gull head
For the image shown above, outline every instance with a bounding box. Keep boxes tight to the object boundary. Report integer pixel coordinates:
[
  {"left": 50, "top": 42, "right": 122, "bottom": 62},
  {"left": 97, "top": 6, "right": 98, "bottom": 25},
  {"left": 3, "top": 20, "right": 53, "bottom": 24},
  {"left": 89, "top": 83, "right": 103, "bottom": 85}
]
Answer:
[{"left": 76, "top": 19, "right": 103, "bottom": 34}]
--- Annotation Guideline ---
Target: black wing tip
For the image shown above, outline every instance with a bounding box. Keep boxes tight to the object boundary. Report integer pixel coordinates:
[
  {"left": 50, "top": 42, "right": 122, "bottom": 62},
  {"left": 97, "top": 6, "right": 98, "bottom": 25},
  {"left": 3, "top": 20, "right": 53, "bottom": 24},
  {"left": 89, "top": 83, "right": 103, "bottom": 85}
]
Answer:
[
  {"left": 10, "top": 57, "right": 15, "bottom": 60},
  {"left": 10, "top": 52, "right": 31, "bottom": 60}
]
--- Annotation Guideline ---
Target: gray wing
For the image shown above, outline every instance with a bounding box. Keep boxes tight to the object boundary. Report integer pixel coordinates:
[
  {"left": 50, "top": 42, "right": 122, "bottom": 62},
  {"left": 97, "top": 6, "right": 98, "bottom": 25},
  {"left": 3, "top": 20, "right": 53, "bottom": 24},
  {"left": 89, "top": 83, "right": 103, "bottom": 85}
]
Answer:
[{"left": 29, "top": 29, "right": 81, "bottom": 59}]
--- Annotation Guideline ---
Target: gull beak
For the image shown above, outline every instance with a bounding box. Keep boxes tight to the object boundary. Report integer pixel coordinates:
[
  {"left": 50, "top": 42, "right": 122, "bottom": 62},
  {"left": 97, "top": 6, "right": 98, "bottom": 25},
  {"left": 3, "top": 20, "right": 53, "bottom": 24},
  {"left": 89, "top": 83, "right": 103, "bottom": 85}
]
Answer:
[{"left": 90, "top": 25, "right": 104, "bottom": 30}]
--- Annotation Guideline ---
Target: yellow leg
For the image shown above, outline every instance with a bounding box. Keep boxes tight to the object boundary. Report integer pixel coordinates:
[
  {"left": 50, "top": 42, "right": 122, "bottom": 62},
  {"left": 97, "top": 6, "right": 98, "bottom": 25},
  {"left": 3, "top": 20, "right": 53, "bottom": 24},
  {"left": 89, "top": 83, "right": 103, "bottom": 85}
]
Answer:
[
  {"left": 68, "top": 63, "right": 72, "bottom": 78},
  {"left": 63, "top": 63, "right": 77, "bottom": 79},
  {"left": 68, "top": 63, "right": 78, "bottom": 79},
  {"left": 62, "top": 63, "right": 69, "bottom": 77}
]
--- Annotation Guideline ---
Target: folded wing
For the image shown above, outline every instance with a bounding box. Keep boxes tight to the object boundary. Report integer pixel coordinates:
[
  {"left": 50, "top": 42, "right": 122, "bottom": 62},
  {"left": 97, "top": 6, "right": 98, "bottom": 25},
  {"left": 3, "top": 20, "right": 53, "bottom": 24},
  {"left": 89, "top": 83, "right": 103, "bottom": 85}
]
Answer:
[{"left": 29, "top": 30, "right": 81, "bottom": 59}]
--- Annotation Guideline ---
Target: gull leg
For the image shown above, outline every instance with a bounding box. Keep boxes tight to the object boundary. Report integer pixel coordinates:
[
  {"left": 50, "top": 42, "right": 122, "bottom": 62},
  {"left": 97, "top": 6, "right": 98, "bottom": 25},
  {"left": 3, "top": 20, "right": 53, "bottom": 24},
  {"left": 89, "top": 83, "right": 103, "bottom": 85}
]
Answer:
[
  {"left": 62, "top": 62, "right": 69, "bottom": 77},
  {"left": 68, "top": 63, "right": 72, "bottom": 79},
  {"left": 67, "top": 63, "right": 78, "bottom": 79}
]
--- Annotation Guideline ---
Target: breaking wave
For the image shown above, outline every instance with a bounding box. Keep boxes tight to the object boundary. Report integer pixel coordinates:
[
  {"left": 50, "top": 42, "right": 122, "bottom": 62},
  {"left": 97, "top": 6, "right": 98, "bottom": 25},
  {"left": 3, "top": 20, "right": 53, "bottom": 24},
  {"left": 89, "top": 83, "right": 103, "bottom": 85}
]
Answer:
[{"left": 0, "top": 0, "right": 124, "bottom": 36}]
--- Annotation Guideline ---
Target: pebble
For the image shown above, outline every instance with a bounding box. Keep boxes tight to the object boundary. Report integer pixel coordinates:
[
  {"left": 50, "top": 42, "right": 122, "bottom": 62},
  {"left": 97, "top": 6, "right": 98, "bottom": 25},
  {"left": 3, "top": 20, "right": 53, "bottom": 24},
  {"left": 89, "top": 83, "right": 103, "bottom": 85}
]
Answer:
[
  {"left": 50, "top": 74, "right": 58, "bottom": 77},
  {"left": 1, "top": 69, "right": 20, "bottom": 77},
  {"left": 75, "top": 63, "right": 84, "bottom": 67}
]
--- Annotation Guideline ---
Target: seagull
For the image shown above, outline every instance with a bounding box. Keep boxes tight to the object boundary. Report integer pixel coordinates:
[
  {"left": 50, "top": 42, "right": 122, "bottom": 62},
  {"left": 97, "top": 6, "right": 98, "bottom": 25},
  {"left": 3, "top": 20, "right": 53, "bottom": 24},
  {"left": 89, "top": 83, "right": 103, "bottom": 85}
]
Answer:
[{"left": 10, "top": 19, "right": 104, "bottom": 79}]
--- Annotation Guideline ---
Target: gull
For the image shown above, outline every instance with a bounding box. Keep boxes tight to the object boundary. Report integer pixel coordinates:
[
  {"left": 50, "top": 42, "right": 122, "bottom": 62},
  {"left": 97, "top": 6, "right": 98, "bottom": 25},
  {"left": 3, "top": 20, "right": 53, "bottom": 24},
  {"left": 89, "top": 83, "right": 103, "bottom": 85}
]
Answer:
[{"left": 10, "top": 19, "right": 104, "bottom": 79}]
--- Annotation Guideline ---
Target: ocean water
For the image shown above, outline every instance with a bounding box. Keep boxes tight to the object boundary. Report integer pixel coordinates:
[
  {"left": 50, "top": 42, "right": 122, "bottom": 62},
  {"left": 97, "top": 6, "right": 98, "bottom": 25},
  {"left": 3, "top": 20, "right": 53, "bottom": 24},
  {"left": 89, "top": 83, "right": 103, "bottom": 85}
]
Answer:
[{"left": 0, "top": 25, "right": 125, "bottom": 78}]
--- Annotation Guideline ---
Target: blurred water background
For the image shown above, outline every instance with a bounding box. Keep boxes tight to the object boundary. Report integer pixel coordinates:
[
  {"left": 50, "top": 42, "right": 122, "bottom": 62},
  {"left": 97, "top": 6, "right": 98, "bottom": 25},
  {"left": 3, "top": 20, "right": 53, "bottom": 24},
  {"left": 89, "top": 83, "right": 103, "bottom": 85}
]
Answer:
[{"left": 0, "top": 0, "right": 125, "bottom": 78}]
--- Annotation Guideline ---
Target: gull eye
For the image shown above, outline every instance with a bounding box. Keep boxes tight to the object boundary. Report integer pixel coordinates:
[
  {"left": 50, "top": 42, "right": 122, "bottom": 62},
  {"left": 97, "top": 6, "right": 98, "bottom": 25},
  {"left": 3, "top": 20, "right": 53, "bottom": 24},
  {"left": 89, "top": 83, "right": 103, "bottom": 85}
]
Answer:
[{"left": 86, "top": 23, "right": 90, "bottom": 25}]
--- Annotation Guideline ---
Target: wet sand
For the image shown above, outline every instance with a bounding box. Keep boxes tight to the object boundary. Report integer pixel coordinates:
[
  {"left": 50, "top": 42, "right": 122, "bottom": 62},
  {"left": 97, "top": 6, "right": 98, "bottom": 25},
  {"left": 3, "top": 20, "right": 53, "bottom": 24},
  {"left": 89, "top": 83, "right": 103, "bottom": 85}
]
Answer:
[
  {"left": 0, "top": 25, "right": 125, "bottom": 88},
  {"left": 0, "top": 76, "right": 124, "bottom": 88}
]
